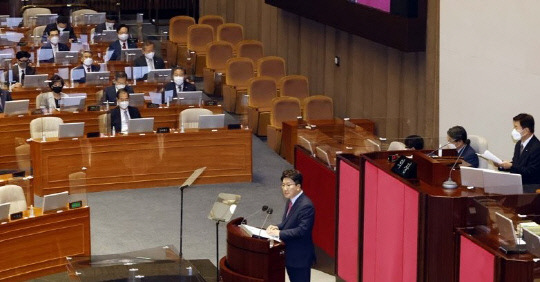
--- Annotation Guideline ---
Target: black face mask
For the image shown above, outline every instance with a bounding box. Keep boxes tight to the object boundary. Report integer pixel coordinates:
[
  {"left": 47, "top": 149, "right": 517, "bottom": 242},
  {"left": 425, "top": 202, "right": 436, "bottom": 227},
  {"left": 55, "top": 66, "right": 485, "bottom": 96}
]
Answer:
[
  {"left": 19, "top": 62, "right": 27, "bottom": 69},
  {"left": 52, "top": 86, "right": 63, "bottom": 93}
]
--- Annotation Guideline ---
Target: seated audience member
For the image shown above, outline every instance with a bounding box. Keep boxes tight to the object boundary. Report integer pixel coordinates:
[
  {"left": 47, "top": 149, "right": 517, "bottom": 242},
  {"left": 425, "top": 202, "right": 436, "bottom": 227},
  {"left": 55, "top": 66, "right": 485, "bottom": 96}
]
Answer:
[
  {"left": 447, "top": 125, "right": 479, "bottom": 168},
  {"left": 102, "top": 71, "right": 134, "bottom": 105},
  {"left": 36, "top": 75, "right": 68, "bottom": 110},
  {"left": 111, "top": 89, "right": 142, "bottom": 133},
  {"left": 404, "top": 135, "right": 424, "bottom": 150},
  {"left": 39, "top": 28, "right": 69, "bottom": 63},
  {"left": 6, "top": 51, "right": 36, "bottom": 88},
  {"left": 161, "top": 67, "right": 196, "bottom": 104},
  {"left": 107, "top": 24, "right": 137, "bottom": 61},
  {"left": 42, "top": 16, "right": 77, "bottom": 43},
  {"left": 134, "top": 41, "right": 165, "bottom": 80},
  {"left": 72, "top": 50, "right": 100, "bottom": 83},
  {"left": 94, "top": 13, "right": 119, "bottom": 34},
  {"left": 0, "top": 89, "right": 12, "bottom": 113}
]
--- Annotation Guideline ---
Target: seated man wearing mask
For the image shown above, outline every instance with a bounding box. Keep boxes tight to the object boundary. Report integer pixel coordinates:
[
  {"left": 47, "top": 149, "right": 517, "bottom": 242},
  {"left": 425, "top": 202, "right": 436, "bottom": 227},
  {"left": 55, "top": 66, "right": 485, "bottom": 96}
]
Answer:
[
  {"left": 42, "top": 16, "right": 77, "bottom": 43},
  {"left": 94, "top": 13, "right": 119, "bottom": 34},
  {"left": 110, "top": 89, "right": 142, "bottom": 134},
  {"left": 102, "top": 71, "right": 134, "bottom": 105},
  {"left": 107, "top": 24, "right": 137, "bottom": 61},
  {"left": 36, "top": 75, "right": 68, "bottom": 111},
  {"left": 446, "top": 126, "right": 479, "bottom": 168},
  {"left": 72, "top": 50, "right": 100, "bottom": 83},
  {"left": 133, "top": 41, "right": 165, "bottom": 80},
  {"left": 161, "top": 67, "right": 196, "bottom": 104},
  {"left": 39, "top": 28, "right": 69, "bottom": 63},
  {"left": 6, "top": 51, "right": 36, "bottom": 88}
]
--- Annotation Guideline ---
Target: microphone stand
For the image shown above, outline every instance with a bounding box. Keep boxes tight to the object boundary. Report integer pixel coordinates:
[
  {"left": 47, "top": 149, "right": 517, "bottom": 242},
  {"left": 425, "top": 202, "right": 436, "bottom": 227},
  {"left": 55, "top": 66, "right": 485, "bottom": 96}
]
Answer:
[
  {"left": 178, "top": 167, "right": 206, "bottom": 257},
  {"left": 258, "top": 208, "right": 273, "bottom": 237},
  {"left": 442, "top": 144, "right": 467, "bottom": 189}
]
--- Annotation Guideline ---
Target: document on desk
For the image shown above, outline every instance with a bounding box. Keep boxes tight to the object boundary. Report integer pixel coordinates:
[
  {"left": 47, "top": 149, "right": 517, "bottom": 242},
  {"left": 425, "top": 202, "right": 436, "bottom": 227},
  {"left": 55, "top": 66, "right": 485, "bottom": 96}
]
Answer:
[
  {"left": 240, "top": 224, "right": 281, "bottom": 242},
  {"left": 477, "top": 150, "right": 503, "bottom": 164}
]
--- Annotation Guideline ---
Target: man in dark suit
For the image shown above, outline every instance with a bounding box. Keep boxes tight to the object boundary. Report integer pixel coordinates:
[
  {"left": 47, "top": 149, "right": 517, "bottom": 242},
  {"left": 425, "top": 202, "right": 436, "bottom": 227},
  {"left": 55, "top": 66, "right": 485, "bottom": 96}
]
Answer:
[
  {"left": 94, "top": 14, "right": 120, "bottom": 34},
  {"left": 39, "top": 28, "right": 70, "bottom": 63},
  {"left": 42, "top": 16, "right": 77, "bottom": 43},
  {"left": 134, "top": 41, "right": 165, "bottom": 80},
  {"left": 267, "top": 169, "right": 315, "bottom": 282},
  {"left": 102, "top": 71, "right": 134, "bottom": 105},
  {"left": 0, "top": 89, "right": 12, "bottom": 113},
  {"left": 161, "top": 67, "right": 196, "bottom": 104},
  {"left": 6, "top": 51, "right": 36, "bottom": 87},
  {"left": 72, "top": 50, "right": 101, "bottom": 83},
  {"left": 446, "top": 126, "right": 479, "bottom": 168},
  {"left": 110, "top": 89, "right": 141, "bottom": 133},
  {"left": 107, "top": 24, "right": 137, "bottom": 61},
  {"left": 498, "top": 113, "right": 540, "bottom": 191}
]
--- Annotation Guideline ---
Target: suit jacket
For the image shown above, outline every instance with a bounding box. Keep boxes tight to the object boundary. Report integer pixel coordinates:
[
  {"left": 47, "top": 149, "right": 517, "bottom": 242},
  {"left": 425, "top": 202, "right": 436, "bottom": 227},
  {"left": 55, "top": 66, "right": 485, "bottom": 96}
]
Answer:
[
  {"left": 5, "top": 64, "right": 36, "bottom": 83},
  {"left": 102, "top": 84, "right": 135, "bottom": 105},
  {"left": 110, "top": 106, "right": 142, "bottom": 133},
  {"left": 133, "top": 55, "right": 166, "bottom": 80},
  {"left": 0, "top": 90, "right": 12, "bottom": 113},
  {"left": 72, "top": 64, "right": 101, "bottom": 83},
  {"left": 42, "top": 23, "right": 77, "bottom": 42},
  {"left": 162, "top": 81, "right": 197, "bottom": 104},
  {"left": 94, "top": 22, "right": 120, "bottom": 34},
  {"left": 277, "top": 193, "right": 315, "bottom": 268},
  {"left": 37, "top": 91, "right": 69, "bottom": 110},
  {"left": 107, "top": 40, "right": 137, "bottom": 61},
  {"left": 510, "top": 135, "right": 540, "bottom": 186},
  {"left": 39, "top": 43, "right": 70, "bottom": 63},
  {"left": 460, "top": 144, "right": 479, "bottom": 168}
]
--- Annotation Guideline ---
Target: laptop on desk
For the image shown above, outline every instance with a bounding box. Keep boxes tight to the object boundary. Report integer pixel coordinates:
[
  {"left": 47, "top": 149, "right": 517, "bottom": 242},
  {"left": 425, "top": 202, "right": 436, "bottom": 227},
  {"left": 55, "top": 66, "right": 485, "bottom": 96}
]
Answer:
[
  {"left": 58, "top": 122, "right": 85, "bottom": 139},
  {"left": 3, "top": 100, "right": 29, "bottom": 116},
  {"left": 42, "top": 191, "right": 69, "bottom": 213},
  {"left": 23, "top": 74, "right": 48, "bottom": 88},
  {"left": 495, "top": 212, "right": 527, "bottom": 253},
  {"left": 85, "top": 71, "right": 110, "bottom": 85},
  {"left": 198, "top": 114, "right": 225, "bottom": 129},
  {"left": 128, "top": 117, "right": 154, "bottom": 134}
]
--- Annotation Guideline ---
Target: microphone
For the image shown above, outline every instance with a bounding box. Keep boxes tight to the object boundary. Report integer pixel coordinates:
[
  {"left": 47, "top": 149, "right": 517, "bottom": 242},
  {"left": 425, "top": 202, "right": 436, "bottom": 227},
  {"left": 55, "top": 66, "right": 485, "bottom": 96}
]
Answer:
[
  {"left": 258, "top": 208, "right": 273, "bottom": 237},
  {"left": 426, "top": 140, "right": 455, "bottom": 157},
  {"left": 241, "top": 205, "right": 268, "bottom": 224},
  {"left": 442, "top": 144, "right": 467, "bottom": 189}
]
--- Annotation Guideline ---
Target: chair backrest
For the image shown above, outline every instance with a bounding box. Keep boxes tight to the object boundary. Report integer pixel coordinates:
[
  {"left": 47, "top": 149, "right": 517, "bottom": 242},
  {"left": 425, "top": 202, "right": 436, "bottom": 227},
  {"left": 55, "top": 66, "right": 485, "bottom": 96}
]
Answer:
[
  {"left": 32, "top": 25, "right": 46, "bottom": 44},
  {"left": 225, "top": 57, "right": 254, "bottom": 87},
  {"left": 23, "top": 7, "right": 51, "bottom": 27},
  {"left": 35, "top": 93, "right": 46, "bottom": 109},
  {"left": 205, "top": 41, "right": 234, "bottom": 71},
  {"left": 0, "top": 185, "right": 27, "bottom": 214},
  {"left": 95, "top": 90, "right": 104, "bottom": 104},
  {"left": 187, "top": 24, "right": 215, "bottom": 53},
  {"left": 257, "top": 56, "right": 286, "bottom": 81},
  {"left": 237, "top": 40, "right": 264, "bottom": 63},
  {"left": 469, "top": 134, "right": 489, "bottom": 168},
  {"left": 248, "top": 76, "right": 277, "bottom": 108},
  {"left": 198, "top": 15, "right": 225, "bottom": 39},
  {"left": 69, "top": 171, "right": 86, "bottom": 192},
  {"left": 217, "top": 23, "right": 244, "bottom": 47},
  {"left": 98, "top": 113, "right": 110, "bottom": 135},
  {"left": 303, "top": 95, "right": 333, "bottom": 121},
  {"left": 279, "top": 75, "right": 309, "bottom": 100},
  {"left": 72, "top": 9, "right": 97, "bottom": 17},
  {"left": 29, "top": 117, "right": 64, "bottom": 139},
  {"left": 179, "top": 108, "right": 213, "bottom": 129},
  {"left": 388, "top": 141, "right": 407, "bottom": 151},
  {"left": 15, "top": 144, "right": 31, "bottom": 174},
  {"left": 169, "top": 16, "right": 196, "bottom": 44},
  {"left": 270, "top": 97, "right": 301, "bottom": 129}
]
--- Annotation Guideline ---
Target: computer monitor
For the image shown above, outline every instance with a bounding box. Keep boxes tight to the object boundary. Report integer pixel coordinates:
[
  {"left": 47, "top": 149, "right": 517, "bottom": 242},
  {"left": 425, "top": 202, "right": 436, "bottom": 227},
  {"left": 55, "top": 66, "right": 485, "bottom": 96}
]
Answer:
[
  {"left": 94, "top": 30, "right": 117, "bottom": 43},
  {"left": 85, "top": 71, "right": 110, "bottom": 85},
  {"left": 0, "top": 202, "right": 10, "bottom": 222},
  {"left": 460, "top": 166, "right": 486, "bottom": 188},
  {"left": 81, "top": 12, "right": 105, "bottom": 25},
  {"left": 128, "top": 93, "right": 145, "bottom": 107},
  {"left": 23, "top": 74, "right": 48, "bottom": 88},
  {"left": 58, "top": 122, "right": 85, "bottom": 138},
  {"left": 483, "top": 170, "right": 523, "bottom": 195},
  {"left": 60, "top": 96, "right": 86, "bottom": 112},
  {"left": 121, "top": 48, "right": 143, "bottom": 62},
  {"left": 34, "top": 14, "right": 58, "bottom": 26},
  {"left": 147, "top": 69, "right": 172, "bottom": 83},
  {"left": 298, "top": 136, "right": 314, "bottom": 155},
  {"left": 54, "top": 51, "right": 79, "bottom": 65},
  {"left": 173, "top": 91, "right": 203, "bottom": 105},
  {"left": 495, "top": 212, "right": 525, "bottom": 245},
  {"left": 3, "top": 100, "right": 29, "bottom": 116},
  {"left": 42, "top": 191, "right": 69, "bottom": 213},
  {"left": 198, "top": 114, "right": 225, "bottom": 129},
  {"left": 316, "top": 146, "right": 334, "bottom": 168},
  {"left": 128, "top": 117, "right": 154, "bottom": 134},
  {"left": 523, "top": 228, "right": 540, "bottom": 257}
]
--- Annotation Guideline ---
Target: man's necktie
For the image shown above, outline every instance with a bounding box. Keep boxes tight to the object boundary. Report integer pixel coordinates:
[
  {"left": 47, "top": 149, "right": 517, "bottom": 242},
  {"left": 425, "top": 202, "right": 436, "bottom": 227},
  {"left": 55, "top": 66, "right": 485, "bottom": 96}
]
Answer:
[
  {"left": 123, "top": 109, "right": 129, "bottom": 120},
  {"left": 87, "top": 67, "right": 91, "bottom": 72},
  {"left": 21, "top": 69, "right": 25, "bottom": 81},
  {"left": 520, "top": 144, "right": 525, "bottom": 156},
  {"left": 122, "top": 42, "right": 127, "bottom": 49},
  {"left": 286, "top": 201, "right": 292, "bottom": 217}
]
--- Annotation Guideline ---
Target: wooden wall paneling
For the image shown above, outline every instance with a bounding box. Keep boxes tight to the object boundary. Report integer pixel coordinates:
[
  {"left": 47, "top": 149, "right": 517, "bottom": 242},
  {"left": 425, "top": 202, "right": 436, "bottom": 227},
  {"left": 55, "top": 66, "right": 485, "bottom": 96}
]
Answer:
[
  {"left": 260, "top": 4, "right": 279, "bottom": 55},
  {"left": 371, "top": 41, "right": 391, "bottom": 137},
  {"left": 323, "top": 25, "right": 337, "bottom": 108},
  {"left": 234, "top": 0, "right": 247, "bottom": 30},
  {"left": 275, "top": 10, "right": 290, "bottom": 68},
  {"left": 400, "top": 53, "right": 419, "bottom": 136},
  {"left": 348, "top": 34, "right": 366, "bottom": 121},
  {"left": 425, "top": 0, "right": 440, "bottom": 141},
  {"left": 332, "top": 29, "right": 351, "bottom": 118},
  {"left": 285, "top": 12, "right": 301, "bottom": 75},
  {"left": 299, "top": 17, "right": 326, "bottom": 95},
  {"left": 225, "top": 0, "right": 236, "bottom": 23},
  {"left": 243, "top": 0, "right": 261, "bottom": 40},
  {"left": 385, "top": 48, "right": 403, "bottom": 140}
]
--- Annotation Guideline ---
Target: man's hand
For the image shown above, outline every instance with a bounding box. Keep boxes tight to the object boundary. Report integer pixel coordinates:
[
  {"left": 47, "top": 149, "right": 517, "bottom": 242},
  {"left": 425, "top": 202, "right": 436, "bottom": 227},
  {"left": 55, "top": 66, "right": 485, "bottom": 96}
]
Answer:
[
  {"left": 499, "top": 161, "right": 512, "bottom": 170},
  {"left": 266, "top": 225, "right": 280, "bottom": 237}
]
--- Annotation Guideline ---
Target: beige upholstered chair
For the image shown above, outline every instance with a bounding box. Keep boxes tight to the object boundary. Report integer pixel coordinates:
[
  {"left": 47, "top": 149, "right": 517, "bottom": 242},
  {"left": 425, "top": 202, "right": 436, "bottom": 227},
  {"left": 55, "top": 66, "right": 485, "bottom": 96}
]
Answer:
[
  {"left": 187, "top": 24, "right": 215, "bottom": 77},
  {"left": 469, "top": 135, "right": 489, "bottom": 168},
  {"left": 279, "top": 75, "right": 309, "bottom": 100},
  {"left": 98, "top": 113, "right": 110, "bottom": 135},
  {"left": 179, "top": 108, "right": 213, "bottom": 129},
  {"left": 203, "top": 41, "right": 234, "bottom": 95},
  {"left": 257, "top": 56, "right": 286, "bottom": 82},
  {"left": 72, "top": 9, "right": 98, "bottom": 25},
  {"left": 267, "top": 97, "right": 301, "bottom": 154},
  {"left": 168, "top": 16, "right": 196, "bottom": 66},
  {"left": 198, "top": 15, "right": 225, "bottom": 40},
  {"left": 217, "top": 23, "right": 244, "bottom": 50},
  {"left": 222, "top": 57, "right": 254, "bottom": 113},
  {"left": 247, "top": 76, "right": 277, "bottom": 136},
  {"left": 0, "top": 185, "right": 27, "bottom": 214},
  {"left": 388, "top": 141, "right": 407, "bottom": 151},
  {"left": 302, "top": 95, "right": 333, "bottom": 121},
  {"left": 237, "top": 40, "right": 264, "bottom": 65},
  {"left": 23, "top": 8, "right": 51, "bottom": 27},
  {"left": 32, "top": 25, "right": 46, "bottom": 44},
  {"left": 29, "top": 117, "right": 64, "bottom": 139},
  {"left": 15, "top": 144, "right": 31, "bottom": 175}
]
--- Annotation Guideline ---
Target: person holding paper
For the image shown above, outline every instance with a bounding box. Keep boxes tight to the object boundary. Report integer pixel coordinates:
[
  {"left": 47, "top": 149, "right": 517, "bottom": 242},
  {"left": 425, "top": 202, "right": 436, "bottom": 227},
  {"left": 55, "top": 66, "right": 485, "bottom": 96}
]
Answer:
[
  {"left": 72, "top": 51, "right": 100, "bottom": 83},
  {"left": 447, "top": 126, "right": 479, "bottom": 168},
  {"left": 42, "top": 16, "right": 77, "bottom": 43},
  {"left": 5, "top": 51, "right": 36, "bottom": 88},
  {"left": 110, "top": 89, "right": 142, "bottom": 134},
  {"left": 36, "top": 75, "right": 68, "bottom": 110},
  {"left": 107, "top": 24, "right": 137, "bottom": 61},
  {"left": 496, "top": 113, "right": 540, "bottom": 189},
  {"left": 266, "top": 169, "right": 315, "bottom": 282},
  {"left": 161, "top": 67, "right": 196, "bottom": 104},
  {"left": 134, "top": 41, "right": 165, "bottom": 80},
  {"left": 0, "top": 89, "right": 12, "bottom": 113},
  {"left": 39, "top": 28, "right": 69, "bottom": 63},
  {"left": 102, "top": 71, "right": 134, "bottom": 105},
  {"left": 94, "top": 13, "right": 119, "bottom": 34}
]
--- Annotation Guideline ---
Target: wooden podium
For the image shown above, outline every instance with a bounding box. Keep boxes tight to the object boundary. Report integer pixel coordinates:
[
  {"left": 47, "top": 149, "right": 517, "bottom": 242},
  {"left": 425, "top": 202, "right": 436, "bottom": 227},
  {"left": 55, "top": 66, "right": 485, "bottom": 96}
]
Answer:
[{"left": 220, "top": 218, "right": 286, "bottom": 282}]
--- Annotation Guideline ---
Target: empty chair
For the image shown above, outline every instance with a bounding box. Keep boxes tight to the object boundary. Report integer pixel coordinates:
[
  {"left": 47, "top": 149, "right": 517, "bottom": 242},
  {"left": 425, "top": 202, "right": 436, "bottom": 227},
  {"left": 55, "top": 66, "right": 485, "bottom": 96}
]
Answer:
[
  {"left": 187, "top": 24, "right": 215, "bottom": 77},
  {"left": 203, "top": 41, "right": 234, "bottom": 95},
  {"left": 0, "top": 185, "right": 27, "bottom": 214},
  {"left": 15, "top": 144, "right": 31, "bottom": 175},
  {"left": 257, "top": 56, "right": 286, "bottom": 81},
  {"left": 469, "top": 135, "right": 489, "bottom": 168},
  {"left": 98, "top": 113, "right": 110, "bottom": 135},
  {"left": 222, "top": 57, "right": 254, "bottom": 113},
  {"left": 237, "top": 40, "right": 264, "bottom": 65},
  {"left": 32, "top": 25, "right": 46, "bottom": 44},
  {"left": 72, "top": 9, "right": 98, "bottom": 25},
  {"left": 247, "top": 76, "right": 277, "bottom": 136},
  {"left": 388, "top": 141, "right": 407, "bottom": 151},
  {"left": 302, "top": 95, "right": 333, "bottom": 121},
  {"left": 198, "top": 15, "right": 225, "bottom": 39},
  {"left": 217, "top": 23, "right": 244, "bottom": 50},
  {"left": 23, "top": 7, "right": 51, "bottom": 27},
  {"left": 267, "top": 97, "right": 301, "bottom": 154},
  {"left": 179, "top": 108, "right": 213, "bottom": 129},
  {"left": 167, "top": 16, "right": 196, "bottom": 67},
  {"left": 279, "top": 75, "right": 309, "bottom": 100},
  {"left": 29, "top": 117, "right": 64, "bottom": 139}
]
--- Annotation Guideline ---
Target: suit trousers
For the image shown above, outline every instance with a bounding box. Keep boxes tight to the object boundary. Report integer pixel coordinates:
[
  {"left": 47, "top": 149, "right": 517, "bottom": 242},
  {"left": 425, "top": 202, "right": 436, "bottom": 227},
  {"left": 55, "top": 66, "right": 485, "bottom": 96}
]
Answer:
[{"left": 287, "top": 266, "right": 311, "bottom": 282}]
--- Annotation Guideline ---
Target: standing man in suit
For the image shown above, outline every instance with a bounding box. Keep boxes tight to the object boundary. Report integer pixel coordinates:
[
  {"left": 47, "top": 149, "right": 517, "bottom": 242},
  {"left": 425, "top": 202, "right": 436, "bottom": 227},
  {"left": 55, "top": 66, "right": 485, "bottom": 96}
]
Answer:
[
  {"left": 102, "top": 71, "right": 134, "bottom": 105},
  {"left": 110, "top": 89, "right": 141, "bottom": 134},
  {"left": 72, "top": 50, "right": 100, "bottom": 83},
  {"left": 39, "top": 28, "right": 70, "bottom": 63},
  {"left": 107, "top": 24, "right": 137, "bottom": 61},
  {"left": 6, "top": 51, "right": 36, "bottom": 88},
  {"left": 267, "top": 169, "right": 315, "bottom": 282},
  {"left": 134, "top": 41, "right": 165, "bottom": 80},
  {"left": 0, "top": 89, "right": 12, "bottom": 113},
  {"left": 446, "top": 125, "right": 479, "bottom": 168},
  {"left": 42, "top": 16, "right": 77, "bottom": 43},
  {"left": 161, "top": 67, "right": 196, "bottom": 103},
  {"left": 94, "top": 13, "right": 119, "bottom": 34},
  {"left": 497, "top": 113, "right": 540, "bottom": 191}
]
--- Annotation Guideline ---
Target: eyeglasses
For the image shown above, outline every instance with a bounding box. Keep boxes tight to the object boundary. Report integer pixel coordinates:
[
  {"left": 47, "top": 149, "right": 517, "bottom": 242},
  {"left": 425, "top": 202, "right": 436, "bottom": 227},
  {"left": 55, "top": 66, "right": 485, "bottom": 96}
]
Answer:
[{"left": 281, "top": 183, "right": 296, "bottom": 188}]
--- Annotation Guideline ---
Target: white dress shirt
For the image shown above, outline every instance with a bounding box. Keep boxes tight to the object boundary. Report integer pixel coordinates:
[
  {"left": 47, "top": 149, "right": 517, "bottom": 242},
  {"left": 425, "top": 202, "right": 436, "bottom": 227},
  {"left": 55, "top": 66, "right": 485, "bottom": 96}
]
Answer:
[
  {"left": 120, "top": 108, "right": 130, "bottom": 133},
  {"left": 146, "top": 57, "right": 155, "bottom": 70}
]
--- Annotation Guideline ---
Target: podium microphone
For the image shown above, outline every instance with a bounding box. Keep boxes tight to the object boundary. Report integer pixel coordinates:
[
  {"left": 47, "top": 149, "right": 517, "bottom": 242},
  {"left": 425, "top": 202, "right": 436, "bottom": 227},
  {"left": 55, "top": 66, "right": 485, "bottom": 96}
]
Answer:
[
  {"left": 426, "top": 140, "right": 455, "bottom": 157},
  {"left": 258, "top": 208, "right": 273, "bottom": 237},
  {"left": 442, "top": 144, "right": 467, "bottom": 189},
  {"left": 241, "top": 205, "right": 268, "bottom": 224}
]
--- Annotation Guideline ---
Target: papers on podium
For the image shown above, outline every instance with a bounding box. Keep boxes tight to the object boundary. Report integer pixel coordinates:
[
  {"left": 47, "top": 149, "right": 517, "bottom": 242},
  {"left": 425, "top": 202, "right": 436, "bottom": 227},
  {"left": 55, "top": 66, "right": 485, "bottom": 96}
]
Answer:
[
  {"left": 477, "top": 150, "right": 503, "bottom": 164},
  {"left": 460, "top": 166, "right": 523, "bottom": 194},
  {"left": 240, "top": 224, "right": 281, "bottom": 242}
]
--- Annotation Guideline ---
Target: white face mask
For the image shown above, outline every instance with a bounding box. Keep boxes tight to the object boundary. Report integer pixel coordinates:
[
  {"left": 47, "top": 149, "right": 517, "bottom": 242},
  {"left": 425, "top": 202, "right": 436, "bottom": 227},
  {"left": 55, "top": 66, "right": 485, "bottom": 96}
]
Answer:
[
  {"left": 83, "top": 58, "right": 93, "bottom": 66},
  {"left": 118, "top": 33, "right": 129, "bottom": 41},
  {"left": 173, "top": 76, "right": 184, "bottom": 86},
  {"left": 57, "top": 26, "right": 65, "bottom": 32},
  {"left": 145, "top": 52, "right": 155, "bottom": 60},
  {"left": 50, "top": 36, "right": 59, "bottom": 45},
  {"left": 115, "top": 83, "right": 126, "bottom": 89},
  {"left": 105, "top": 22, "right": 115, "bottom": 29},
  {"left": 118, "top": 101, "right": 129, "bottom": 109},
  {"left": 447, "top": 143, "right": 456, "bottom": 149},
  {"left": 512, "top": 128, "right": 522, "bottom": 141}
]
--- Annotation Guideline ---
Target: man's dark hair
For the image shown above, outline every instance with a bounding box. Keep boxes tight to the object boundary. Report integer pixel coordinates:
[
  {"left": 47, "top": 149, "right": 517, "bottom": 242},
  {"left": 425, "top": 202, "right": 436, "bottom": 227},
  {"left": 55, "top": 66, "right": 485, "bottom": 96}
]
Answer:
[
  {"left": 106, "top": 13, "right": 118, "bottom": 21},
  {"left": 115, "top": 71, "right": 128, "bottom": 80},
  {"left": 404, "top": 135, "right": 424, "bottom": 150},
  {"left": 143, "top": 41, "right": 155, "bottom": 48},
  {"left": 281, "top": 169, "right": 303, "bottom": 186},
  {"left": 116, "top": 88, "right": 129, "bottom": 98},
  {"left": 172, "top": 66, "right": 186, "bottom": 75},
  {"left": 47, "top": 27, "right": 59, "bottom": 36},
  {"left": 48, "top": 74, "right": 64, "bottom": 88},
  {"left": 16, "top": 51, "right": 31, "bottom": 60},
  {"left": 447, "top": 126, "right": 470, "bottom": 145},
  {"left": 513, "top": 113, "right": 535, "bottom": 133},
  {"left": 116, "top": 24, "right": 129, "bottom": 33},
  {"left": 82, "top": 50, "right": 93, "bottom": 56},
  {"left": 56, "top": 16, "right": 69, "bottom": 24}
]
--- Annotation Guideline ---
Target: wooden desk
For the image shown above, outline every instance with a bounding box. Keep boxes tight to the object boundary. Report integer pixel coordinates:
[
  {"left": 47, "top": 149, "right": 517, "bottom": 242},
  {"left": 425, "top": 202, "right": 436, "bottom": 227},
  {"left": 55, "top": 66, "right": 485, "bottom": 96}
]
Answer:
[
  {"left": 0, "top": 207, "right": 91, "bottom": 281},
  {"left": 30, "top": 128, "right": 252, "bottom": 196}
]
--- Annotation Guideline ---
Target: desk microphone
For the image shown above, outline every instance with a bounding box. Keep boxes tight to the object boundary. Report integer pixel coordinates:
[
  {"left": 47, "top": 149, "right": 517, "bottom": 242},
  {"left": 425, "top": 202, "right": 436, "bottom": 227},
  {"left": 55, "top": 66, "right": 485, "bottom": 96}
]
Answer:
[
  {"left": 426, "top": 140, "right": 455, "bottom": 157},
  {"left": 442, "top": 145, "right": 467, "bottom": 189},
  {"left": 241, "top": 205, "right": 268, "bottom": 224},
  {"left": 258, "top": 208, "right": 273, "bottom": 237}
]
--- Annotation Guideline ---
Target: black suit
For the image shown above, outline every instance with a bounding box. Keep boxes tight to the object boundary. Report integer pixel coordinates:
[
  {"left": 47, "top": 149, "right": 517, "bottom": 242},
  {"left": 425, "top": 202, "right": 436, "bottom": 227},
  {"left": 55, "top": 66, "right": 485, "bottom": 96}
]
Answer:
[
  {"left": 102, "top": 85, "right": 134, "bottom": 105},
  {"left": 162, "top": 81, "right": 197, "bottom": 104},
  {"left": 39, "top": 43, "right": 70, "bottom": 63},
  {"left": 94, "top": 22, "right": 120, "bottom": 34},
  {"left": 277, "top": 193, "right": 315, "bottom": 282},
  {"left": 110, "top": 106, "right": 141, "bottom": 133},
  {"left": 0, "top": 90, "right": 12, "bottom": 113},
  {"left": 5, "top": 64, "right": 36, "bottom": 83},
  {"left": 72, "top": 64, "right": 101, "bottom": 83},
  {"left": 42, "top": 23, "right": 77, "bottom": 42},
  {"left": 107, "top": 40, "right": 137, "bottom": 61},
  {"left": 510, "top": 135, "right": 540, "bottom": 189},
  {"left": 133, "top": 55, "right": 166, "bottom": 80},
  {"left": 460, "top": 144, "right": 479, "bottom": 168}
]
